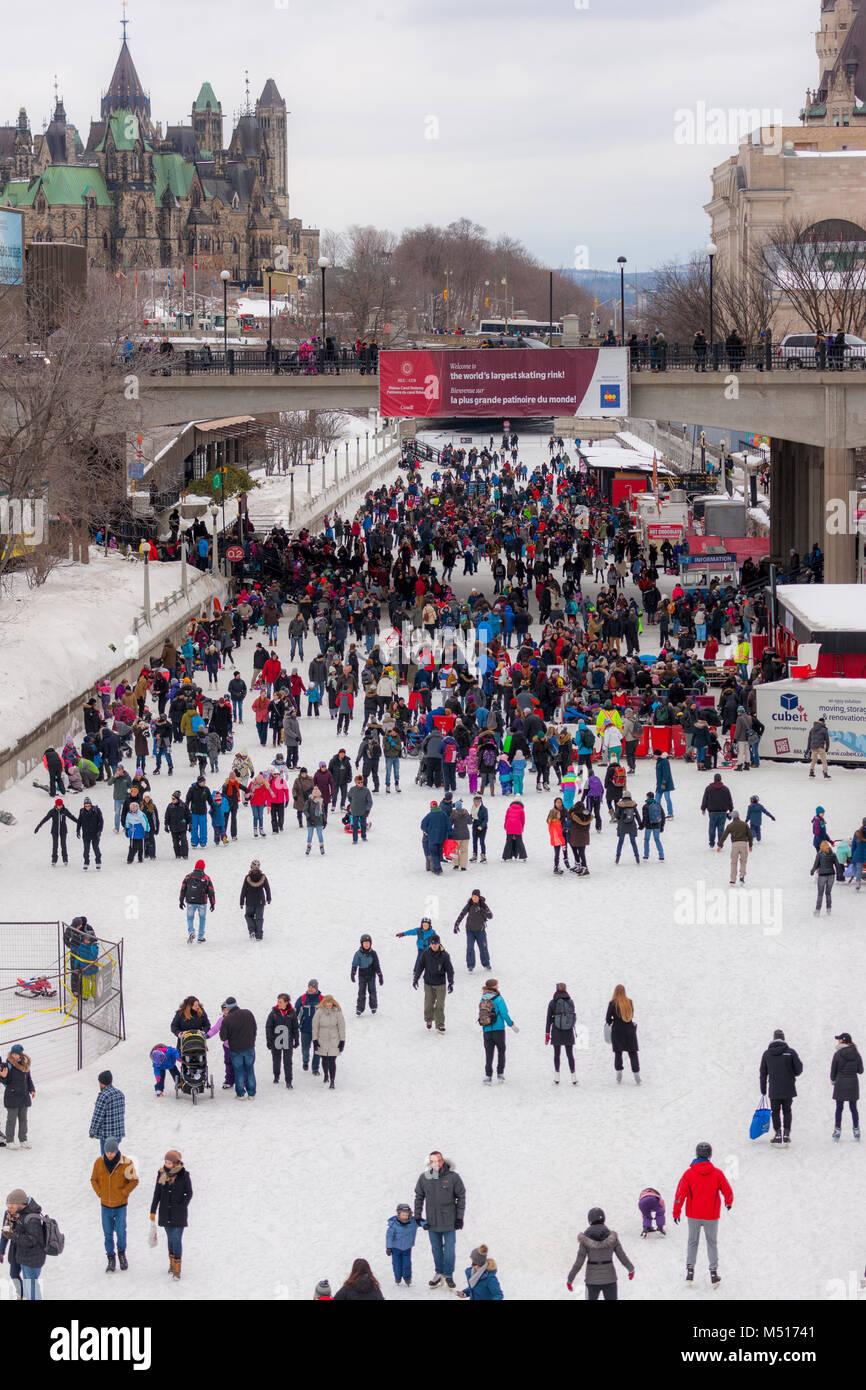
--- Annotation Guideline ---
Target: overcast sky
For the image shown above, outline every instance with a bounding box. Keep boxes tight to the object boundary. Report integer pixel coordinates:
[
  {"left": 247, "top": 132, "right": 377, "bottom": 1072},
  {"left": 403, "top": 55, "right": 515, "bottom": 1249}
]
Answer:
[{"left": 6, "top": 0, "right": 819, "bottom": 271}]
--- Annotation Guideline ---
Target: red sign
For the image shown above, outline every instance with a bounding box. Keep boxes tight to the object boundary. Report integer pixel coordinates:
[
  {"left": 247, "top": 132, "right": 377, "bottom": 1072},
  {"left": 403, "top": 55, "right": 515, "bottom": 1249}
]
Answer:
[
  {"left": 379, "top": 348, "right": 629, "bottom": 419},
  {"left": 225, "top": 545, "right": 245, "bottom": 562},
  {"left": 647, "top": 523, "right": 684, "bottom": 539}
]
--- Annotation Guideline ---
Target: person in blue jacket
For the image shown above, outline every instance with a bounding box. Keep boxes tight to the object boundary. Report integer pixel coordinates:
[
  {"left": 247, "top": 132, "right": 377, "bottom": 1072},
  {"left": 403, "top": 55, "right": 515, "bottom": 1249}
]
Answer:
[
  {"left": 480, "top": 979, "right": 519, "bottom": 1084},
  {"left": 396, "top": 916, "right": 435, "bottom": 954},
  {"left": 385, "top": 1202, "right": 417, "bottom": 1286},
  {"left": 851, "top": 819, "right": 866, "bottom": 890},
  {"left": 457, "top": 1245, "right": 504, "bottom": 1300},
  {"left": 421, "top": 801, "right": 451, "bottom": 875},
  {"left": 150, "top": 1043, "right": 181, "bottom": 1096},
  {"left": 501, "top": 604, "right": 515, "bottom": 649},
  {"left": 654, "top": 750, "right": 675, "bottom": 817},
  {"left": 294, "top": 980, "right": 323, "bottom": 1075},
  {"left": 746, "top": 795, "right": 776, "bottom": 843},
  {"left": 125, "top": 799, "right": 149, "bottom": 864}
]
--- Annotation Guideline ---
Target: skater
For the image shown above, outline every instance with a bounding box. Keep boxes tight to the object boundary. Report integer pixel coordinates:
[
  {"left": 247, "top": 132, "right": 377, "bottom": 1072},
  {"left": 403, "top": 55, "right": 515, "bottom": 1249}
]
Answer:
[
  {"left": 420, "top": 799, "right": 451, "bottom": 874},
  {"left": 457, "top": 1245, "right": 504, "bottom": 1300},
  {"left": 88, "top": 1070, "right": 126, "bottom": 1154},
  {"left": 385, "top": 1202, "right": 417, "bottom": 1286},
  {"left": 332, "top": 1258, "right": 385, "bottom": 1301},
  {"left": 0, "top": 1045, "right": 35, "bottom": 1148},
  {"left": 348, "top": 774, "right": 373, "bottom": 844},
  {"left": 178, "top": 859, "right": 215, "bottom": 943},
  {"left": 165, "top": 790, "right": 191, "bottom": 858},
  {"left": 759, "top": 1029, "right": 803, "bottom": 1144},
  {"left": 34, "top": 797, "right": 77, "bottom": 865},
  {"left": 831, "top": 1031, "right": 863, "bottom": 1141},
  {"left": 546, "top": 983, "right": 578, "bottom": 1083},
  {"left": 149, "top": 1149, "right": 192, "bottom": 1281},
  {"left": 77, "top": 796, "right": 104, "bottom": 869},
  {"left": 745, "top": 795, "right": 775, "bottom": 843},
  {"left": 614, "top": 789, "right": 641, "bottom": 864},
  {"left": 547, "top": 798, "right": 570, "bottom": 875},
  {"left": 605, "top": 984, "right": 640, "bottom": 1082},
  {"left": 311, "top": 994, "right": 345, "bottom": 1089},
  {"left": 701, "top": 773, "right": 733, "bottom": 847},
  {"left": 453, "top": 889, "right": 493, "bottom": 973},
  {"left": 149, "top": 1043, "right": 181, "bottom": 1096},
  {"left": 807, "top": 716, "right": 831, "bottom": 778},
  {"left": 413, "top": 935, "right": 454, "bottom": 1033},
  {"left": 265, "top": 993, "right": 299, "bottom": 1088},
  {"left": 469, "top": 796, "right": 488, "bottom": 862},
  {"left": 850, "top": 818, "right": 866, "bottom": 890},
  {"left": 240, "top": 859, "right": 272, "bottom": 941},
  {"left": 2, "top": 1189, "right": 49, "bottom": 1300},
  {"left": 502, "top": 799, "right": 527, "bottom": 861},
  {"left": 672, "top": 1142, "right": 733, "bottom": 1287},
  {"left": 396, "top": 916, "right": 436, "bottom": 957},
  {"left": 718, "top": 810, "right": 753, "bottom": 883},
  {"left": 413, "top": 1151, "right": 466, "bottom": 1291},
  {"left": 654, "top": 749, "right": 675, "bottom": 816},
  {"left": 567, "top": 799, "right": 593, "bottom": 875},
  {"left": 304, "top": 786, "right": 327, "bottom": 855},
  {"left": 479, "top": 978, "right": 518, "bottom": 1084},
  {"left": 90, "top": 1137, "right": 138, "bottom": 1272},
  {"left": 449, "top": 798, "right": 472, "bottom": 870},
  {"left": 42, "top": 745, "right": 65, "bottom": 796},
  {"left": 812, "top": 805, "right": 832, "bottom": 850},
  {"left": 642, "top": 792, "right": 665, "bottom": 860},
  {"left": 351, "top": 935, "right": 384, "bottom": 1015},
  {"left": 295, "top": 979, "right": 323, "bottom": 1074},
  {"left": 219, "top": 996, "right": 258, "bottom": 1098},
  {"left": 811, "top": 840, "right": 837, "bottom": 915},
  {"left": 566, "top": 1207, "right": 634, "bottom": 1300},
  {"left": 124, "top": 798, "right": 149, "bottom": 864},
  {"left": 638, "top": 1188, "right": 666, "bottom": 1236}
]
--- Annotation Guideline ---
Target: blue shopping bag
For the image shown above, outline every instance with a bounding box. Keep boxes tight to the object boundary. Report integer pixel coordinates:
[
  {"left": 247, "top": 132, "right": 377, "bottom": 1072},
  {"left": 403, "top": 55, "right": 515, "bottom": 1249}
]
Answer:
[{"left": 749, "top": 1095, "right": 771, "bottom": 1140}]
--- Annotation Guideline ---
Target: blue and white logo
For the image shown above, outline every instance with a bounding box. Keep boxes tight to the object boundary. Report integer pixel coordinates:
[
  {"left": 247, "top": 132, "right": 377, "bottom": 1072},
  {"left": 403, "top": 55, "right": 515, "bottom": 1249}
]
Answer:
[{"left": 780, "top": 692, "right": 799, "bottom": 711}]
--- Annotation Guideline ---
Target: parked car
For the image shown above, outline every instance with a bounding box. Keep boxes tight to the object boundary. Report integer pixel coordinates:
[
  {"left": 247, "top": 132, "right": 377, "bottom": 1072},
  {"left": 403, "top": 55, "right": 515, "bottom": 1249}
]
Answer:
[{"left": 778, "top": 332, "right": 866, "bottom": 369}]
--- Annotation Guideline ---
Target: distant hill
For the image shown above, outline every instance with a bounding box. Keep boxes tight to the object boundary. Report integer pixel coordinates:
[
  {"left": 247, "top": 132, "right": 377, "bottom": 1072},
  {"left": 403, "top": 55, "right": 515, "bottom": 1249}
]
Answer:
[{"left": 557, "top": 268, "right": 668, "bottom": 298}]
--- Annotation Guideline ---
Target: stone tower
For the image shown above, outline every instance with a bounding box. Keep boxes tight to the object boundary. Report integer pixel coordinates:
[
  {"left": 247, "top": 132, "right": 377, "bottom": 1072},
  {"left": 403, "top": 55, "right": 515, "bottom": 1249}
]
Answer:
[
  {"left": 255, "top": 78, "right": 288, "bottom": 216},
  {"left": 806, "top": 0, "right": 866, "bottom": 123},
  {"left": 192, "top": 82, "right": 223, "bottom": 157}
]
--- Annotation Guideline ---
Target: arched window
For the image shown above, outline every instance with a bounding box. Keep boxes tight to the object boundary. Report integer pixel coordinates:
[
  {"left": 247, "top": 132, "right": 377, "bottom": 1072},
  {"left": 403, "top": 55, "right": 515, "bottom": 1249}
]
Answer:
[{"left": 136, "top": 201, "right": 147, "bottom": 238}]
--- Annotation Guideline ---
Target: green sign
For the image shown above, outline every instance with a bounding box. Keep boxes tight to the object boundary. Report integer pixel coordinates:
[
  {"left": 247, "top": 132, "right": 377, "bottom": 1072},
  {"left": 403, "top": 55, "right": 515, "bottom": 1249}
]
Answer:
[{"left": 212, "top": 472, "right": 222, "bottom": 490}]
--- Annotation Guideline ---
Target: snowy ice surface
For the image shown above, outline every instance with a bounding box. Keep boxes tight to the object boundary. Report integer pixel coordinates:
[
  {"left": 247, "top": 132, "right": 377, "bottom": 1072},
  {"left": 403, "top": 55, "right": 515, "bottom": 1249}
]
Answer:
[{"left": 0, "top": 432, "right": 864, "bottom": 1303}]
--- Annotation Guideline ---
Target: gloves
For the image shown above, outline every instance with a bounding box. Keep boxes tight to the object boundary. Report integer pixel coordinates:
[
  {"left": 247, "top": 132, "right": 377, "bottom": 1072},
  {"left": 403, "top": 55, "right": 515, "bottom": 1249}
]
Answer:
[
  {"left": 415, "top": 1217, "right": 424, "bottom": 1226},
  {"left": 726, "top": 1204, "right": 732, "bottom": 1211},
  {"left": 447, "top": 984, "right": 453, "bottom": 994},
  {"left": 413, "top": 981, "right": 419, "bottom": 990},
  {"left": 350, "top": 973, "right": 356, "bottom": 983},
  {"left": 395, "top": 932, "right": 404, "bottom": 938},
  {"left": 337, "top": 1041, "right": 344, "bottom": 1053},
  {"left": 545, "top": 1033, "right": 550, "bottom": 1045},
  {"left": 149, "top": 1213, "right": 156, "bottom": 1222},
  {"left": 453, "top": 925, "right": 460, "bottom": 934},
  {"left": 511, "top": 1024, "right": 519, "bottom": 1033},
  {"left": 378, "top": 976, "right": 384, "bottom": 986},
  {"left": 386, "top": 1248, "right": 392, "bottom": 1257},
  {"left": 313, "top": 1041, "right": 319, "bottom": 1053},
  {"left": 628, "top": 1271, "right": 635, "bottom": 1280},
  {"left": 454, "top": 1219, "right": 463, "bottom": 1230},
  {"left": 566, "top": 1281, "right": 573, "bottom": 1292},
  {"left": 673, "top": 1216, "right": 680, "bottom": 1225}
]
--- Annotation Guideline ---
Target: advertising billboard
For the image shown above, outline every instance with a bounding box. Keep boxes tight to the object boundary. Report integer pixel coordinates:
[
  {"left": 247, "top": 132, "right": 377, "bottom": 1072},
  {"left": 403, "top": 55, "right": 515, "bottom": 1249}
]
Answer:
[
  {"left": 0, "top": 207, "right": 24, "bottom": 285},
  {"left": 754, "top": 679, "right": 866, "bottom": 763},
  {"left": 379, "top": 348, "right": 629, "bottom": 419}
]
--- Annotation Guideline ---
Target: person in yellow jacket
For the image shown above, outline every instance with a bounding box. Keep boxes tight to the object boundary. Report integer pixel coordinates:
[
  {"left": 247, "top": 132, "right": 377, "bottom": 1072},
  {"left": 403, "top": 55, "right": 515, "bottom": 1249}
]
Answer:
[
  {"left": 90, "top": 1137, "right": 139, "bottom": 1272},
  {"left": 735, "top": 637, "right": 750, "bottom": 679}
]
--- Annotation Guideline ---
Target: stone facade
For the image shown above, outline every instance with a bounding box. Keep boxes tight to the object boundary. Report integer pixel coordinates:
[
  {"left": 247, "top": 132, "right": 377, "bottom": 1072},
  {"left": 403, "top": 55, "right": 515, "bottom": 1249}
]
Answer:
[{"left": 0, "top": 38, "right": 318, "bottom": 285}]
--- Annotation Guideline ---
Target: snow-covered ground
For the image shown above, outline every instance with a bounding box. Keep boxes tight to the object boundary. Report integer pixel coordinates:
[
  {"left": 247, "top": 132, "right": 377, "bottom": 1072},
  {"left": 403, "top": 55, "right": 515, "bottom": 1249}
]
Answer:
[{"left": 0, "top": 431, "right": 865, "bottom": 1304}]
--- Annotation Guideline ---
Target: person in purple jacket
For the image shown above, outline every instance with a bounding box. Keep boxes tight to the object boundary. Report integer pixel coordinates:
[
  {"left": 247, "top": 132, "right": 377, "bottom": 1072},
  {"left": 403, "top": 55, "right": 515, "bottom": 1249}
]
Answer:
[
  {"left": 206, "top": 1018, "right": 234, "bottom": 1091},
  {"left": 585, "top": 773, "right": 604, "bottom": 832},
  {"left": 638, "top": 1187, "right": 666, "bottom": 1236}
]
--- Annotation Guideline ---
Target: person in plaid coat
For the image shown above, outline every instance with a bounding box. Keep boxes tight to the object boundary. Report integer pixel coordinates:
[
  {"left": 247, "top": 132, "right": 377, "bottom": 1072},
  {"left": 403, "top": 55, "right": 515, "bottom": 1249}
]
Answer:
[{"left": 89, "top": 1070, "right": 126, "bottom": 1155}]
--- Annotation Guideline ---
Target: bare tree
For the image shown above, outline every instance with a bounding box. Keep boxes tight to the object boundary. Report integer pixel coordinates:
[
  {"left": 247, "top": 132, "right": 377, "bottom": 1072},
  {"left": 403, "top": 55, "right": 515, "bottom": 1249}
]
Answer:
[
  {"left": 755, "top": 218, "right": 866, "bottom": 335},
  {"left": 646, "top": 253, "right": 777, "bottom": 344}
]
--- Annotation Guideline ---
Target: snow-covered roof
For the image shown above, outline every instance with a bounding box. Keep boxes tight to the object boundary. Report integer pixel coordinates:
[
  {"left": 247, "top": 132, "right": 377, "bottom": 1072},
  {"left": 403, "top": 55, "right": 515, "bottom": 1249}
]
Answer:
[{"left": 776, "top": 584, "right": 866, "bottom": 633}]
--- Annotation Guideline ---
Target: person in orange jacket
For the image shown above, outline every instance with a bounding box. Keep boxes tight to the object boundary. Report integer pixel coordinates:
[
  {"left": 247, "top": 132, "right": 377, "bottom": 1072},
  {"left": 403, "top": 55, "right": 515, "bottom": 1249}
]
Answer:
[{"left": 672, "top": 1141, "right": 733, "bottom": 1287}]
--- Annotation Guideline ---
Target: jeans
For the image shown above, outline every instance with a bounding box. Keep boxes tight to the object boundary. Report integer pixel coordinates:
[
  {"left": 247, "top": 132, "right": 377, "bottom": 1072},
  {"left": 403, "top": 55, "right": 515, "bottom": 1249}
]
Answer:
[
  {"left": 186, "top": 904, "right": 206, "bottom": 939},
  {"left": 442, "top": 762, "right": 456, "bottom": 791},
  {"left": 290, "top": 637, "right": 304, "bottom": 660},
  {"left": 267, "top": 624, "right": 278, "bottom": 643},
  {"left": 256, "top": 721, "right": 268, "bottom": 746},
  {"left": 686, "top": 1217, "right": 719, "bottom": 1270},
  {"left": 391, "top": 1249, "right": 413, "bottom": 1282},
  {"left": 643, "top": 828, "right": 664, "bottom": 860},
  {"left": 252, "top": 804, "right": 264, "bottom": 832},
  {"left": 484, "top": 1029, "right": 506, "bottom": 1077},
  {"left": 707, "top": 811, "right": 727, "bottom": 846},
  {"left": 385, "top": 757, "right": 400, "bottom": 787},
  {"left": 231, "top": 699, "right": 244, "bottom": 721},
  {"left": 428, "top": 1228, "right": 456, "bottom": 1277},
  {"left": 190, "top": 813, "right": 207, "bottom": 846},
  {"left": 616, "top": 831, "right": 639, "bottom": 863},
  {"left": 352, "top": 814, "right": 367, "bottom": 842},
  {"left": 657, "top": 789, "right": 673, "bottom": 815},
  {"left": 19, "top": 1265, "right": 42, "bottom": 1300},
  {"left": 816, "top": 874, "right": 834, "bottom": 910},
  {"left": 306, "top": 825, "right": 324, "bottom": 845},
  {"left": 466, "top": 929, "right": 491, "bottom": 971},
  {"left": 165, "top": 1226, "right": 184, "bottom": 1258},
  {"left": 472, "top": 829, "right": 487, "bottom": 857},
  {"left": 114, "top": 801, "right": 124, "bottom": 830},
  {"left": 101, "top": 1204, "right": 128, "bottom": 1255},
  {"left": 230, "top": 1047, "right": 256, "bottom": 1096},
  {"left": 301, "top": 1034, "right": 320, "bottom": 1073}
]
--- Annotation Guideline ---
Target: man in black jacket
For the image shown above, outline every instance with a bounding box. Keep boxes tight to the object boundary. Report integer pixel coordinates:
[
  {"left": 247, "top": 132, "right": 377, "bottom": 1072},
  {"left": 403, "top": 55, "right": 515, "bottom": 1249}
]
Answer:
[
  {"left": 76, "top": 796, "right": 104, "bottom": 870},
  {"left": 700, "top": 773, "right": 733, "bottom": 847},
  {"left": 759, "top": 1029, "right": 804, "bottom": 1144},
  {"left": 412, "top": 937, "right": 454, "bottom": 1034},
  {"left": 413, "top": 1151, "right": 467, "bottom": 1291},
  {"left": 34, "top": 799, "right": 77, "bottom": 865},
  {"left": 239, "top": 860, "right": 272, "bottom": 940},
  {"left": 165, "top": 791, "right": 191, "bottom": 859},
  {"left": 328, "top": 749, "right": 353, "bottom": 810},
  {"left": 265, "top": 994, "right": 299, "bottom": 1087},
  {"left": 178, "top": 860, "right": 215, "bottom": 943},
  {"left": 453, "top": 890, "right": 493, "bottom": 973},
  {"left": 2, "top": 1189, "right": 47, "bottom": 1298},
  {"left": 185, "top": 777, "right": 214, "bottom": 849},
  {"left": 219, "top": 997, "right": 257, "bottom": 1098},
  {"left": 42, "top": 746, "right": 65, "bottom": 796}
]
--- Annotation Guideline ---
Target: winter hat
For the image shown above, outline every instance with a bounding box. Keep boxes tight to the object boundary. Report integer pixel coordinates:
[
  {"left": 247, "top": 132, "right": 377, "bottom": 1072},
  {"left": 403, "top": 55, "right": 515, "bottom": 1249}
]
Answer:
[
  {"left": 9, "top": 1045, "right": 23, "bottom": 1056},
  {"left": 250, "top": 859, "right": 261, "bottom": 871},
  {"left": 172, "top": 790, "right": 181, "bottom": 799},
  {"left": 360, "top": 935, "right": 371, "bottom": 945},
  {"left": 470, "top": 1245, "right": 489, "bottom": 1267},
  {"left": 5, "top": 1189, "right": 27, "bottom": 1206},
  {"left": 713, "top": 773, "right": 722, "bottom": 782},
  {"left": 98, "top": 1070, "right": 113, "bottom": 1086},
  {"left": 103, "top": 1137, "right": 120, "bottom": 1155},
  {"left": 308, "top": 979, "right": 319, "bottom": 991},
  {"left": 737, "top": 705, "right": 745, "bottom": 712},
  {"left": 222, "top": 996, "right": 238, "bottom": 1010},
  {"left": 587, "top": 1207, "right": 606, "bottom": 1225},
  {"left": 314, "top": 1279, "right": 332, "bottom": 1300},
  {"left": 816, "top": 807, "right": 825, "bottom": 816},
  {"left": 773, "top": 1029, "right": 785, "bottom": 1040},
  {"left": 54, "top": 797, "right": 63, "bottom": 807},
  {"left": 695, "top": 1141, "right": 713, "bottom": 1160},
  {"left": 83, "top": 796, "right": 92, "bottom": 805},
  {"left": 194, "top": 860, "right": 206, "bottom": 873},
  {"left": 749, "top": 795, "right": 759, "bottom": 804},
  {"left": 429, "top": 934, "right": 441, "bottom": 944},
  {"left": 165, "top": 1149, "right": 182, "bottom": 1163},
  {"left": 836, "top": 1032, "right": 853, "bottom": 1044},
  {"left": 396, "top": 1203, "right": 411, "bottom": 1215}
]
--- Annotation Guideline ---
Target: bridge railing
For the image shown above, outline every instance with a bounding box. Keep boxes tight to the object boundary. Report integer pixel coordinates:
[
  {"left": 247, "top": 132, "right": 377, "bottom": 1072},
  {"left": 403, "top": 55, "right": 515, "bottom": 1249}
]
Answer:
[{"left": 132, "top": 347, "right": 380, "bottom": 377}]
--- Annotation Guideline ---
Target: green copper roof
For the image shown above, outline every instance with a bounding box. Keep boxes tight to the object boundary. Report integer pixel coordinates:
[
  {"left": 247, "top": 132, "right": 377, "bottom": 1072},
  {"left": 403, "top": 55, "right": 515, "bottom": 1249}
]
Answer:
[
  {"left": 9, "top": 167, "right": 112, "bottom": 207},
  {"left": 151, "top": 152, "right": 195, "bottom": 202},
  {"left": 0, "top": 180, "right": 31, "bottom": 206},
  {"left": 195, "top": 82, "right": 220, "bottom": 111},
  {"left": 97, "top": 110, "right": 150, "bottom": 153}
]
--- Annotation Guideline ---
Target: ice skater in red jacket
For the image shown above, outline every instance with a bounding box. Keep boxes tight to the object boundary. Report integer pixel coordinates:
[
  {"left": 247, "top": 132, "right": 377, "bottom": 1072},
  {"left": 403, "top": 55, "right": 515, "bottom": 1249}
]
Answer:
[{"left": 672, "top": 1141, "right": 733, "bottom": 1288}]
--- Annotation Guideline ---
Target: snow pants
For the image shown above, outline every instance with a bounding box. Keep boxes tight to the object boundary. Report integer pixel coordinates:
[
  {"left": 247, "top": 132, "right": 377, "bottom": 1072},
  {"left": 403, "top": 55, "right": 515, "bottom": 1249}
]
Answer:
[{"left": 686, "top": 1217, "right": 719, "bottom": 1270}]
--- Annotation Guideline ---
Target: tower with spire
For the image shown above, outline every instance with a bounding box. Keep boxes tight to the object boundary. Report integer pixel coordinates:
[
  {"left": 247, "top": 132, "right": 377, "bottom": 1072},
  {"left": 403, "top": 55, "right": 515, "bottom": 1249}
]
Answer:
[
  {"left": 804, "top": 0, "right": 866, "bottom": 125},
  {"left": 255, "top": 77, "right": 288, "bottom": 216}
]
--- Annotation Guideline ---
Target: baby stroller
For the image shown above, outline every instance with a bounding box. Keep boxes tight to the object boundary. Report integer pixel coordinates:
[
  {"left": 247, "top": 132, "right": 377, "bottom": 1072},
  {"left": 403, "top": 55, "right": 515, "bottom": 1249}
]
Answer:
[{"left": 174, "top": 1030, "right": 214, "bottom": 1104}]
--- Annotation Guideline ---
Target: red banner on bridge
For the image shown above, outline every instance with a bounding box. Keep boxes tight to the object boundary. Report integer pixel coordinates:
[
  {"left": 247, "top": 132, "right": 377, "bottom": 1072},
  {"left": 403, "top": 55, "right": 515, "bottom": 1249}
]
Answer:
[{"left": 379, "top": 348, "right": 629, "bottom": 419}]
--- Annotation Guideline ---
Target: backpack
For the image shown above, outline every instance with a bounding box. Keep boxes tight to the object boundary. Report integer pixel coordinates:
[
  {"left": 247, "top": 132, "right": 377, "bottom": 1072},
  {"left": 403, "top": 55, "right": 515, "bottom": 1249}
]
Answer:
[
  {"left": 645, "top": 801, "right": 663, "bottom": 827},
  {"left": 42, "top": 1214, "right": 65, "bottom": 1257},
  {"left": 480, "top": 745, "right": 497, "bottom": 770},
  {"left": 478, "top": 994, "right": 499, "bottom": 1028},
  {"left": 580, "top": 728, "right": 594, "bottom": 751},
  {"left": 554, "top": 996, "right": 576, "bottom": 1031}
]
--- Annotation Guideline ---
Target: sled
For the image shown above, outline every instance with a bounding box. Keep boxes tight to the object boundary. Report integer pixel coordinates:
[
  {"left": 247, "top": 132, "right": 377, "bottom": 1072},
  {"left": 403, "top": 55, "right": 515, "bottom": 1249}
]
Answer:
[{"left": 15, "top": 976, "right": 57, "bottom": 999}]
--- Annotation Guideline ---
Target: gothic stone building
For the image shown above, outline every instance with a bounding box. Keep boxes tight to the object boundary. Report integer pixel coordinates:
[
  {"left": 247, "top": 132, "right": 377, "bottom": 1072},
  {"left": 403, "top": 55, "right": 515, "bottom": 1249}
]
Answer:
[{"left": 0, "top": 38, "right": 319, "bottom": 285}]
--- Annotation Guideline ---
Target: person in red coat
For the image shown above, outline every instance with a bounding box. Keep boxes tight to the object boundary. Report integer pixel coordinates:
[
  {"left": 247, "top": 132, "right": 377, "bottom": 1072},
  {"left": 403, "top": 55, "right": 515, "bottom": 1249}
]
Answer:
[
  {"left": 262, "top": 653, "right": 282, "bottom": 695},
  {"left": 672, "top": 1142, "right": 733, "bottom": 1287}
]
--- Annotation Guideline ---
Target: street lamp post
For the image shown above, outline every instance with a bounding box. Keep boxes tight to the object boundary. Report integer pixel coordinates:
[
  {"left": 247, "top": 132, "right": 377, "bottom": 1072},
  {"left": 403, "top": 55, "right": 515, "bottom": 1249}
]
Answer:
[
  {"left": 318, "top": 256, "right": 330, "bottom": 347},
  {"left": 209, "top": 502, "right": 218, "bottom": 575},
  {"left": 264, "top": 264, "right": 275, "bottom": 356},
  {"left": 444, "top": 268, "right": 452, "bottom": 332},
  {"left": 548, "top": 269, "right": 554, "bottom": 342},
  {"left": 707, "top": 242, "right": 717, "bottom": 367},
  {"left": 617, "top": 256, "right": 627, "bottom": 344},
  {"left": 220, "top": 269, "right": 230, "bottom": 355}
]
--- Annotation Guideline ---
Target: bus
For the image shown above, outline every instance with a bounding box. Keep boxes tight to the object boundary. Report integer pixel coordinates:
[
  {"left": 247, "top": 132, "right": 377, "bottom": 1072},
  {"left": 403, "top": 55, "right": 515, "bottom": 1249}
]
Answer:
[{"left": 475, "top": 316, "right": 563, "bottom": 337}]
